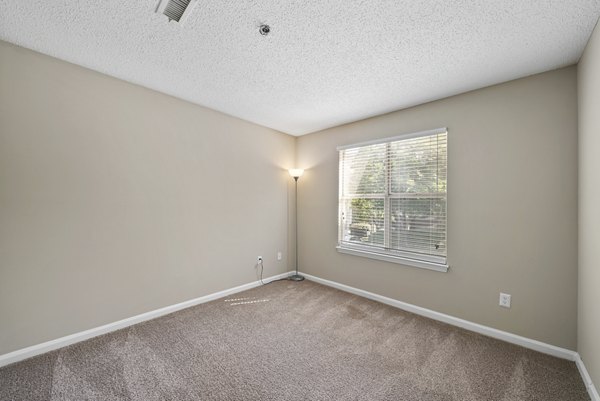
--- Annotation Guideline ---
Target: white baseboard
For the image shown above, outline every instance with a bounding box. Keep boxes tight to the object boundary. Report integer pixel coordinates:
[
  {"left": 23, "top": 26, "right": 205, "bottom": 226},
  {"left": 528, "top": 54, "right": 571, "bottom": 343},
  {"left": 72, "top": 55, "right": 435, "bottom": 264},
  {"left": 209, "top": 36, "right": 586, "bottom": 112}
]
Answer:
[
  {"left": 0, "top": 271, "right": 294, "bottom": 368},
  {"left": 300, "top": 272, "right": 577, "bottom": 361},
  {"left": 576, "top": 354, "right": 600, "bottom": 401},
  {"left": 2, "top": 269, "right": 596, "bottom": 400},
  {"left": 301, "top": 272, "right": 600, "bottom": 397}
]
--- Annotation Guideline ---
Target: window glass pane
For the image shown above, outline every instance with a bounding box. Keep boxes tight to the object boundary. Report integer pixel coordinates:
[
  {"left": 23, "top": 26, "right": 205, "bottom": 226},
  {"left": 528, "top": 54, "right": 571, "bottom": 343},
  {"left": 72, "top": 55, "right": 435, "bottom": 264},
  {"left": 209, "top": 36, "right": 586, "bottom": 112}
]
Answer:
[
  {"left": 341, "top": 143, "right": 386, "bottom": 195},
  {"left": 390, "top": 134, "right": 447, "bottom": 194},
  {"left": 390, "top": 198, "right": 446, "bottom": 256},
  {"left": 340, "top": 198, "right": 385, "bottom": 247},
  {"left": 338, "top": 130, "right": 448, "bottom": 264}
]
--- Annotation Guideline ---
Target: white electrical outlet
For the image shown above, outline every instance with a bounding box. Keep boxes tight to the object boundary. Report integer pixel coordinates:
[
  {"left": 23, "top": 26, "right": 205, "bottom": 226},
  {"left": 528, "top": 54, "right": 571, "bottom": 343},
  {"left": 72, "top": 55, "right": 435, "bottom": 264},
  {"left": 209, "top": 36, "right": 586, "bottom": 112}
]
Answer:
[
  {"left": 277, "top": 252, "right": 282, "bottom": 261},
  {"left": 257, "top": 256, "right": 262, "bottom": 264},
  {"left": 499, "top": 293, "right": 511, "bottom": 308}
]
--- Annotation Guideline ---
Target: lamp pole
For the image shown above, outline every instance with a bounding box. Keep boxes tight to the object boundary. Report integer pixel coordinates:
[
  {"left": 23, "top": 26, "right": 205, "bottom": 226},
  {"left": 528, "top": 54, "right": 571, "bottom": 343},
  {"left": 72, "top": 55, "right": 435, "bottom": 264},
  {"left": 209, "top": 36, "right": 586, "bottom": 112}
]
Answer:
[{"left": 289, "top": 170, "right": 305, "bottom": 281}]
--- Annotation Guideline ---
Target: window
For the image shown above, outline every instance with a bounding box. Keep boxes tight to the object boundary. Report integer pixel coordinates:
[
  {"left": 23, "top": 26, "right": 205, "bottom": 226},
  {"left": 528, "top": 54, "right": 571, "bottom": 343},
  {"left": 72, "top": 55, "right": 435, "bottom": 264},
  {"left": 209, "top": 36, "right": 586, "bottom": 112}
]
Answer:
[{"left": 337, "top": 128, "right": 448, "bottom": 271}]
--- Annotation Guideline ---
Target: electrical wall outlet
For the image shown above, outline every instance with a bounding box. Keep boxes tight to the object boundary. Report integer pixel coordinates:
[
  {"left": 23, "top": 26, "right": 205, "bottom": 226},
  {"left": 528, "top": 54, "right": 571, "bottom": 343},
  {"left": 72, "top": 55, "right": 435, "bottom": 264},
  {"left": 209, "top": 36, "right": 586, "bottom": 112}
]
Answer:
[
  {"left": 499, "top": 293, "right": 511, "bottom": 308},
  {"left": 277, "top": 252, "right": 282, "bottom": 261},
  {"left": 257, "top": 256, "right": 262, "bottom": 264}
]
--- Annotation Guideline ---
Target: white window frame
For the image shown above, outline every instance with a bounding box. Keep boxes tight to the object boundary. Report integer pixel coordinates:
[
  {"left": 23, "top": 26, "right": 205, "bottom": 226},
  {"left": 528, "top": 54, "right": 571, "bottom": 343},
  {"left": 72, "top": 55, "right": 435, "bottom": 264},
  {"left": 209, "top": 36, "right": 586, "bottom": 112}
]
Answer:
[{"left": 336, "top": 127, "right": 449, "bottom": 273}]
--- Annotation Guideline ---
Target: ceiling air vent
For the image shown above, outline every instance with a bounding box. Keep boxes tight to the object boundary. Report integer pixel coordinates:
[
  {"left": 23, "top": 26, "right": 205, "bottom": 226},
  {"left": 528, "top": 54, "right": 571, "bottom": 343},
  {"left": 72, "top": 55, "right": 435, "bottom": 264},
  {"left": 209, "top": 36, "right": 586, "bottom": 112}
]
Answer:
[{"left": 156, "top": 0, "right": 198, "bottom": 24}]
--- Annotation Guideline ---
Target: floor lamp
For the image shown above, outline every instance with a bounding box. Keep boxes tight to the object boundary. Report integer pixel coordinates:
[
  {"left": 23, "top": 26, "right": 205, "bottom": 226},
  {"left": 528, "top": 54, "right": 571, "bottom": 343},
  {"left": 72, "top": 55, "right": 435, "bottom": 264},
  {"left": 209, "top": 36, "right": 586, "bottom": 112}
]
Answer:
[{"left": 288, "top": 169, "right": 305, "bottom": 281}]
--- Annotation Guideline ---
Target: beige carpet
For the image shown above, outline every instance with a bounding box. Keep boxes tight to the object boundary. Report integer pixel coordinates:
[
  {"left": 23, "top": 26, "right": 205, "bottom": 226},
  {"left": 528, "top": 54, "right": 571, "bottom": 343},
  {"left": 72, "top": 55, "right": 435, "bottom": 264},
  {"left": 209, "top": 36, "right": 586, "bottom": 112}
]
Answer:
[{"left": 0, "top": 280, "right": 589, "bottom": 401}]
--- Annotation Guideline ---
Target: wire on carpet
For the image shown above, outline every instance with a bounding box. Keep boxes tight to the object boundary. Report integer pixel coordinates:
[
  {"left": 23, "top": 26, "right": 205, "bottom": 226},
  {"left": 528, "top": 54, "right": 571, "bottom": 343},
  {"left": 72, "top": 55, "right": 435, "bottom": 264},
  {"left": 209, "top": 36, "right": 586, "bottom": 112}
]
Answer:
[{"left": 259, "top": 259, "right": 291, "bottom": 285}]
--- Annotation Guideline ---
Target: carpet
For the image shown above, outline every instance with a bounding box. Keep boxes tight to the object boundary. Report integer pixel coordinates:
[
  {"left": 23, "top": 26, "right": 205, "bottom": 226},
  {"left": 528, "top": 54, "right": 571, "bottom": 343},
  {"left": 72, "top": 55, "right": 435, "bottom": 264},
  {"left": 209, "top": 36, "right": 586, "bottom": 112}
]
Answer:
[{"left": 0, "top": 280, "right": 589, "bottom": 400}]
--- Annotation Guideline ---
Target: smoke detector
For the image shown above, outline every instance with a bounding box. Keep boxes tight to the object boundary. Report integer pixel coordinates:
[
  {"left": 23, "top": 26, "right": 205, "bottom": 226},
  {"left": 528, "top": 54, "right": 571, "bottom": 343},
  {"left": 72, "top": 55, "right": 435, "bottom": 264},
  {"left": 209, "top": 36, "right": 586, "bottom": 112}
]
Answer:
[
  {"left": 156, "top": 0, "right": 198, "bottom": 24},
  {"left": 259, "top": 24, "right": 270, "bottom": 36}
]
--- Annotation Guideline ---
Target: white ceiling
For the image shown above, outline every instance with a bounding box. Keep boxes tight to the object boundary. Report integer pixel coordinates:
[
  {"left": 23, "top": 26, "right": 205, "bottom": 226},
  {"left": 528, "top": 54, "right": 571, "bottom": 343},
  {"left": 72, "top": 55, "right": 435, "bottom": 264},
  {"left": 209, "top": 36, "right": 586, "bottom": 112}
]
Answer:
[{"left": 1, "top": 1, "right": 599, "bottom": 135}]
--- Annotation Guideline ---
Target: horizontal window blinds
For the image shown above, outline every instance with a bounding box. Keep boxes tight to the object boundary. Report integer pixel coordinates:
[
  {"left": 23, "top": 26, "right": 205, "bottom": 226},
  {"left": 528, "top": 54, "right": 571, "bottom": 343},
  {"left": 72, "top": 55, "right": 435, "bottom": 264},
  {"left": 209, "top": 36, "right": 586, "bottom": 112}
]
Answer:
[{"left": 338, "top": 130, "right": 447, "bottom": 264}]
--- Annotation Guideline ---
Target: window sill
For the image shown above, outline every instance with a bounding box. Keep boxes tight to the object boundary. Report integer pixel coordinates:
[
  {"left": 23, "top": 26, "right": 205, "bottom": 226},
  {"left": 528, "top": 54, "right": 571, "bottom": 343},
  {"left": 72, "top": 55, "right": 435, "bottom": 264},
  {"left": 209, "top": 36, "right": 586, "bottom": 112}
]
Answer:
[{"left": 336, "top": 246, "right": 449, "bottom": 273}]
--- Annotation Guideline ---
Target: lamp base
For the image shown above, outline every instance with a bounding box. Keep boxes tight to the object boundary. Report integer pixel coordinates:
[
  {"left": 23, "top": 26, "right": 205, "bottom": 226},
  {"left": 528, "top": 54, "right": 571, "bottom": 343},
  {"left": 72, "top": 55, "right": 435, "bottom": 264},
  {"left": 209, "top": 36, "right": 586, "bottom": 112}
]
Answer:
[{"left": 288, "top": 274, "right": 305, "bottom": 281}]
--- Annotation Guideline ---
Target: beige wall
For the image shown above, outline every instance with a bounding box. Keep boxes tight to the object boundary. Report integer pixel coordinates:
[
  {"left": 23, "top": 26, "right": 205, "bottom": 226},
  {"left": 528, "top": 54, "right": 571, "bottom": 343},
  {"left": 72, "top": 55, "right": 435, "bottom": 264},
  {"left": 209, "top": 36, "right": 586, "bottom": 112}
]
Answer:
[
  {"left": 578, "top": 20, "right": 600, "bottom": 389},
  {"left": 0, "top": 41, "right": 295, "bottom": 355},
  {"left": 297, "top": 67, "right": 579, "bottom": 349},
  {"left": 0, "top": 37, "right": 583, "bottom": 357}
]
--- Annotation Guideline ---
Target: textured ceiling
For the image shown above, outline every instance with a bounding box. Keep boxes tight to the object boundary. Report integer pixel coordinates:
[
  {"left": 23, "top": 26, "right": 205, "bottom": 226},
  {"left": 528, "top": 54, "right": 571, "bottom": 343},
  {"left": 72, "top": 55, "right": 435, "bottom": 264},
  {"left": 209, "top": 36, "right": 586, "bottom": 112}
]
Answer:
[{"left": 1, "top": 1, "right": 599, "bottom": 135}]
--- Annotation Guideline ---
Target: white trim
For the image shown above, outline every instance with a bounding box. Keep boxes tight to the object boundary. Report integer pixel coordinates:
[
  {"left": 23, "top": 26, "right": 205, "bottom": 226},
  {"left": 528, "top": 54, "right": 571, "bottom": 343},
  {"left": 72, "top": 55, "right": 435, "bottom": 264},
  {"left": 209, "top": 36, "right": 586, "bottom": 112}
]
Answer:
[
  {"left": 336, "top": 246, "right": 448, "bottom": 272},
  {"left": 3, "top": 269, "right": 595, "bottom": 398},
  {"left": 576, "top": 353, "right": 600, "bottom": 401},
  {"left": 0, "top": 271, "right": 294, "bottom": 368},
  {"left": 300, "top": 272, "right": 577, "bottom": 361},
  {"left": 336, "top": 127, "right": 447, "bottom": 151}
]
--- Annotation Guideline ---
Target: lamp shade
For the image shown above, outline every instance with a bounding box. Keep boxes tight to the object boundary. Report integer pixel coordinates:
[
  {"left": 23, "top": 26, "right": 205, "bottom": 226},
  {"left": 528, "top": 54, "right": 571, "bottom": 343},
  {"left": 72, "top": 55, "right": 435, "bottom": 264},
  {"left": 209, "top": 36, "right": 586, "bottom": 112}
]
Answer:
[{"left": 288, "top": 169, "right": 304, "bottom": 178}]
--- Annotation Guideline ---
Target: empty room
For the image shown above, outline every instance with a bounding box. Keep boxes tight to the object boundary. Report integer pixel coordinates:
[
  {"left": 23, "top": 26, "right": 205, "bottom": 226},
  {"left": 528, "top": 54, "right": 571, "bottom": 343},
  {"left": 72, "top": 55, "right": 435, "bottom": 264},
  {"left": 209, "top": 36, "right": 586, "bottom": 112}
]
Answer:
[{"left": 1, "top": 1, "right": 600, "bottom": 400}]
